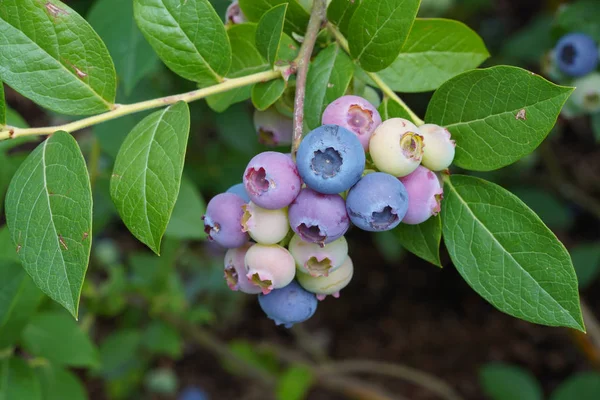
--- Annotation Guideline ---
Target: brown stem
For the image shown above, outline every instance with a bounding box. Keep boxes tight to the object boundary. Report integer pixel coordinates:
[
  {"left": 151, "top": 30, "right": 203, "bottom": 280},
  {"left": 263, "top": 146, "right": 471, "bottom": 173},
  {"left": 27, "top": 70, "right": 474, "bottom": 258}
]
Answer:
[{"left": 291, "top": 0, "right": 327, "bottom": 160}]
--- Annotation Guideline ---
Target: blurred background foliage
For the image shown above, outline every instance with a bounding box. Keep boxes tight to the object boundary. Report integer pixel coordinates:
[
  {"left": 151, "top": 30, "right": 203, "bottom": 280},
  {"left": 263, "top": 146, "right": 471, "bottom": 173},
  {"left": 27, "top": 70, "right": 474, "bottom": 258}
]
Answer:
[{"left": 3, "top": 0, "right": 600, "bottom": 399}]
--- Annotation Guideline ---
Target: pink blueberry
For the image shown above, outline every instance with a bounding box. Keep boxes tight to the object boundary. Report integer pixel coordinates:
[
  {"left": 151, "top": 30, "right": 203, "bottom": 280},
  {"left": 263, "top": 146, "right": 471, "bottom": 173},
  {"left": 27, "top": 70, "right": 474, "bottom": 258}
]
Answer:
[
  {"left": 244, "top": 244, "right": 296, "bottom": 295},
  {"left": 224, "top": 244, "right": 262, "bottom": 294},
  {"left": 399, "top": 166, "right": 443, "bottom": 225}
]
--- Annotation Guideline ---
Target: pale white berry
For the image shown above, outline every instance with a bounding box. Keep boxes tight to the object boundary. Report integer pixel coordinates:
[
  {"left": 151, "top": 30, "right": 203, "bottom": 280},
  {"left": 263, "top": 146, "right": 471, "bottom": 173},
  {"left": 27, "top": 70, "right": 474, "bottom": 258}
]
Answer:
[
  {"left": 419, "top": 124, "right": 456, "bottom": 171},
  {"left": 241, "top": 202, "right": 289, "bottom": 245},
  {"left": 288, "top": 234, "right": 348, "bottom": 277},
  {"left": 369, "top": 118, "right": 424, "bottom": 177},
  {"left": 296, "top": 256, "right": 354, "bottom": 301}
]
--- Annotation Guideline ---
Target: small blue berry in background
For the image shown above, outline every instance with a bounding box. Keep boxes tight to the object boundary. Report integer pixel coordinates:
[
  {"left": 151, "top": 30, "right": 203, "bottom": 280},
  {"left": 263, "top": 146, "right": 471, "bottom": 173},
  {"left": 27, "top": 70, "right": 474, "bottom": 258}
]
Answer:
[
  {"left": 296, "top": 124, "right": 365, "bottom": 195},
  {"left": 258, "top": 280, "right": 318, "bottom": 328},
  {"left": 179, "top": 386, "right": 208, "bottom": 400},
  {"left": 346, "top": 172, "right": 409, "bottom": 232},
  {"left": 225, "top": 183, "right": 250, "bottom": 203},
  {"left": 554, "top": 33, "right": 599, "bottom": 77}
]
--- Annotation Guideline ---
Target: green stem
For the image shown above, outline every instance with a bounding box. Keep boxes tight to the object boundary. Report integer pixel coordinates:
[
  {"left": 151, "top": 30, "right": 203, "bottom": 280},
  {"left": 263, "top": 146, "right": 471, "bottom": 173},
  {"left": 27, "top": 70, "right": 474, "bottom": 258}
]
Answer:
[
  {"left": 0, "top": 69, "right": 284, "bottom": 141},
  {"left": 327, "top": 24, "right": 425, "bottom": 126}
]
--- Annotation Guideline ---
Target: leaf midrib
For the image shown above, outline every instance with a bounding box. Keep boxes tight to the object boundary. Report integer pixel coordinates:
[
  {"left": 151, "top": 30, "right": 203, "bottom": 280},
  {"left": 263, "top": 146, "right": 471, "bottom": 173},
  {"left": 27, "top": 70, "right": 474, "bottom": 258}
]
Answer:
[
  {"left": 446, "top": 178, "right": 580, "bottom": 328},
  {"left": 354, "top": 0, "right": 407, "bottom": 62}
]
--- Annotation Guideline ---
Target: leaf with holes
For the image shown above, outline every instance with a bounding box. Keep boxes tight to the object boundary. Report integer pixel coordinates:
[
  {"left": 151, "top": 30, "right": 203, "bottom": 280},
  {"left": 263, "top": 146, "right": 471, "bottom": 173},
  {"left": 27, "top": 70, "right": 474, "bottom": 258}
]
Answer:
[
  {"left": 133, "top": 0, "right": 231, "bottom": 86},
  {"left": 377, "top": 18, "right": 489, "bottom": 93},
  {"left": 110, "top": 101, "right": 190, "bottom": 255},
  {"left": 394, "top": 216, "right": 442, "bottom": 267},
  {"left": 256, "top": 4, "right": 287, "bottom": 67},
  {"left": 0, "top": 0, "right": 116, "bottom": 115},
  {"left": 327, "top": 0, "right": 360, "bottom": 36},
  {"left": 442, "top": 175, "right": 584, "bottom": 331},
  {"left": 425, "top": 66, "right": 573, "bottom": 171},
  {"left": 348, "top": 0, "right": 420, "bottom": 72},
  {"left": 304, "top": 44, "right": 354, "bottom": 130},
  {"left": 252, "top": 79, "right": 287, "bottom": 111},
  {"left": 5, "top": 131, "right": 92, "bottom": 318},
  {"left": 239, "top": 0, "right": 309, "bottom": 36}
]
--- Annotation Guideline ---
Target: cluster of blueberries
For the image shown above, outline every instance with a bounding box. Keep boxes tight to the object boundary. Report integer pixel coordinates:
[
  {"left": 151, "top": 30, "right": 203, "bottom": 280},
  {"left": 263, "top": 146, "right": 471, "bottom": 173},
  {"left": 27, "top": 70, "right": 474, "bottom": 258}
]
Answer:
[{"left": 202, "top": 95, "right": 456, "bottom": 328}]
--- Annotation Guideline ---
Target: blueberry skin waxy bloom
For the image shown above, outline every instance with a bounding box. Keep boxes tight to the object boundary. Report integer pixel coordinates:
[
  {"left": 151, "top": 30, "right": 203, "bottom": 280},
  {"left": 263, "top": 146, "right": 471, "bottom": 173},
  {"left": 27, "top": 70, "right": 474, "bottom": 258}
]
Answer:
[
  {"left": 554, "top": 33, "right": 599, "bottom": 77},
  {"left": 241, "top": 202, "right": 289, "bottom": 245},
  {"left": 321, "top": 95, "right": 382, "bottom": 151},
  {"left": 288, "top": 188, "right": 350, "bottom": 246},
  {"left": 288, "top": 234, "right": 348, "bottom": 277},
  {"left": 346, "top": 172, "right": 409, "bottom": 232},
  {"left": 253, "top": 107, "right": 293, "bottom": 146},
  {"left": 243, "top": 151, "right": 301, "bottom": 210},
  {"left": 226, "top": 183, "right": 250, "bottom": 203},
  {"left": 296, "top": 125, "right": 365, "bottom": 194},
  {"left": 202, "top": 193, "right": 248, "bottom": 248},
  {"left": 418, "top": 124, "right": 456, "bottom": 171},
  {"left": 399, "top": 166, "right": 443, "bottom": 225},
  {"left": 369, "top": 118, "right": 424, "bottom": 177},
  {"left": 258, "top": 281, "right": 318, "bottom": 328},
  {"left": 296, "top": 256, "right": 354, "bottom": 300},
  {"left": 244, "top": 244, "right": 296, "bottom": 295},
  {"left": 224, "top": 244, "right": 262, "bottom": 294}
]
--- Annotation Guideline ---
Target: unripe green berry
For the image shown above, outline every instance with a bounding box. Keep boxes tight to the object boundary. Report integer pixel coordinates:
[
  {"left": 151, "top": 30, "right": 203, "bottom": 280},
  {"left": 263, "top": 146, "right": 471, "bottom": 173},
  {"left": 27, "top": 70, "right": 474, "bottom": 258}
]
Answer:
[
  {"left": 288, "top": 234, "right": 348, "bottom": 277},
  {"left": 241, "top": 202, "right": 289, "bottom": 245},
  {"left": 297, "top": 256, "right": 354, "bottom": 300},
  {"left": 369, "top": 118, "right": 424, "bottom": 177}
]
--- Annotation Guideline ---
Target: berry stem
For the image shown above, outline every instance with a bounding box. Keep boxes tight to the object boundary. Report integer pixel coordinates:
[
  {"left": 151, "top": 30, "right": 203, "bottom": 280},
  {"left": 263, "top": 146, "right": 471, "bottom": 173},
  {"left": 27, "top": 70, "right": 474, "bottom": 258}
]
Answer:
[
  {"left": 0, "top": 69, "right": 284, "bottom": 141},
  {"left": 291, "top": 0, "right": 328, "bottom": 160},
  {"left": 327, "top": 24, "right": 425, "bottom": 126}
]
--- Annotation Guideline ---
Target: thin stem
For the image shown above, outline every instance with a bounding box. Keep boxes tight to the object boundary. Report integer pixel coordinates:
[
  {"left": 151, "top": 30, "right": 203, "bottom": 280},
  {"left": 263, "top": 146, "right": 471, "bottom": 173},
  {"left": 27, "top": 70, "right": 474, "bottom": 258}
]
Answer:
[
  {"left": 291, "top": 0, "right": 328, "bottom": 159},
  {"left": 327, "top": 24, "right": 425, "bottom": 126},
  {"left": 0, "top": 69, "right": 283, "bottom": 141}
]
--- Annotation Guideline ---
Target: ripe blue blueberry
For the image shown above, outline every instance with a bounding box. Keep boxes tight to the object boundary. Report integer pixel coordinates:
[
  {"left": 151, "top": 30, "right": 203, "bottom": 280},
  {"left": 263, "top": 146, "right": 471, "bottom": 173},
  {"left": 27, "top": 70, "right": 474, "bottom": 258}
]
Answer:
[
  {"left": 179, "top": 386, "right": 208, "bottom": 400},
  {"left": 346, "top": 172, "right": 409, "bottom": 232},
  {"left": 554, "top": 33, "right": 599, "bottom": 77},
  {"left": 258, "top": 280, "right": 318, "bottom": 328},
  {"left": 296, "top": 124, "right": 365, "bottom": 194},
  {"left": 202, "top": 193, "right": 249, "bottom": 248},
  {"left": 226, "top": 183, "right": 250, "bottom": 203}
]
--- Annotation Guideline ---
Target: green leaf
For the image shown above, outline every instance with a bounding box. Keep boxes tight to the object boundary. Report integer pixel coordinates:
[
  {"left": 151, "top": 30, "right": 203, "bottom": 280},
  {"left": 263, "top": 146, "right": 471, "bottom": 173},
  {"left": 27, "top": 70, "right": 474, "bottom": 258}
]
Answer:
[
  {"left": 377, "top": 18, "right": 489, "bottom": 93},
  {"left": 442, "top": 175, "right": 584, "bottom": 331},
  {"left": 5, "top": 131, "right": 93, "bottom": 318},
  {"left": 256, "top": 4, "right": 287, "bottom": 67},
  {"left": 5, "top": 107, "right": 29, "bottom": 128},
  {"left": 0, "top": 83, "right": 5, "bottom": 126},
  {"left": 252, "top": 79, "right": 287, "bottom": 111},
  {"left": 551, "top": 372, "right": 600, "bottom": 400},
  {"left": 327, "top": 0, "right": 360, "bottom": 36},
  {"left": 0, "top": 357, "right": 41, "bottom": 400},
  {"left": 133, "top": 0, "right": 231, "bottom": 86},
  {"left": 556, "top": 1, "right": 600, "bottom": 42},
  {"left": 110, "top": 102, "right": 190, "bottom": 254},
  {"left": 394, "top": 216, "right": 442, "bottom": 267},
  {"left": 142, "top": 321, "right": 182, "bottom": 358},
  {"left": 88, "top": 0, "right": 159, "bottom": 96},
  {"left": 348, "top": 0, "right": 420, "bottom": 72},
  {"left": 0, "top": 261, "right": 43, "bottom": 349},
  {"left": 276, "top": 365, "right": 314, "bottom": 400},
  {"left": 480, "top": 363, "right": 542, "bottom": 400},
  {"left": 207, "top": 24, "right": 269, "bottom": 112},
  {"left": 425, "top": 66, "right": 573, "bottom": 171},
  {"left": 21, "top": 311, "right": 99, "bottom": 367},
  {"left": 97, "top": 330, "right": 142, "bottom": 378},
  {"left": 377, "top": 97, "right": 415, "bottom": 123},
  {"left": 0, "top": 0, "right": 116, "bottom": 115},
  {"left": 165, "top": 176, "right": 207, "bottom": 240},
  {"left": 36, "top": 365, "right": 87, "bottom": 400},
  {"left": 570, "top": 244, "right": 600, "bottom": 290},
  {"left": 239, "top": 0, "right": 309, "bottom": 36},
  {"left": 304, "top": 44, "right": 354, "bottom": 130}
]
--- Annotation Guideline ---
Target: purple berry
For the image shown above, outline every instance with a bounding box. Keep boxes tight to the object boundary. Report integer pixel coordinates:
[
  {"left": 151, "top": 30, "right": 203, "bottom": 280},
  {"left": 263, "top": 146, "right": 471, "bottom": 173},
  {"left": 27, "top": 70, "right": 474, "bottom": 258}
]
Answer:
[
  {"left": 288, "top": 188, "right": 350, "bottom": 246},
  {"left": 243, "top": 151, "right": 301, "bottom": 210},
  {"left": 226, "top": 183, "right": 250, "bottom": 203},
  {"left": 224, "top": 244, "right": 262, "bottom": 294},
  {"left": 258, "top": 281, "right": 318, "bottom": 328},
  {"left": 203, "top": 193, "right": 248, "bottom": 248},
  {"left": 346, "top": 172, "right": 409, "bottom": 232},
  {"left": 554, "top": 33, "right": 599, "bottom": 77},
  {"left": 322, "top": 95, "right": 382, "bottom": 151},
  {"left": 226, "top": 0, "right": 246, "bottom": 25},
  {"left": 399, "top": 166, "right": 442, "bottom": 225},
  {"left": 253, "top": 107, "right": 293, "bottom": 147},
  {"left": 296, "top": 125, "right": 365, "bottom": 195},
  {"left": 245, "top": 244, "right": 296, "bottom": 294}
]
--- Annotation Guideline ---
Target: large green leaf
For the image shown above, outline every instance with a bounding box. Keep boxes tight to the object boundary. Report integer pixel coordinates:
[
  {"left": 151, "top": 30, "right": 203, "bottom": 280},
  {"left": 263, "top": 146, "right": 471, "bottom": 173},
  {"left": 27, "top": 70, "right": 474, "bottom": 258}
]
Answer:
[
  {"left": 480, "top": 363, "right": 542, "bottom": 400},
  {"left": 0, "top": 261, "right": 43, "bottom": 349},
  {"left": 165, "top": 176, "right": 207, "bottom": 240},
  {"left": 88, "top": 0, "right": 159, "bottom": 96},
  {"left": 5, "top": 131, "right": 93, "bottom": 318},
  {"left": 239, "top": 0, "right": 309, "bottom": 36},
  {"left": 256, "top": 4, "right": 287, "bottom": 67},
  {"left": 304, "top": 44, "right": 354, "bottom": 130},
  {"left": 551, "top": 372, "right": 600, "bottom": 400},
  {"left": 425, "top": 66, "right": 573, "bottom": 171},
  {"left": 133, "top": 0, "right": 231, "bottom": 86},
  {"left": 21, "top": 311, "right": 99, "bottom": 368},
  {"left": 110, "top": 102, "right": 190, "bottom": 255},
  {"left": 0, "top": 0, "right": 116, "bottom": 115},
  {"left": 394, "top": 216, "right": 442, "bottom": 267},
  {"left": 442, "top": 175, "right": 584, "bottom": 331},
  {"left": 252, "top": 79, "right": 287, "bottom": 111},
  {"left": 348, "top": 0, "right": 420, "bottom": 72},
  {"left": 377, "top": 97, "right": 416, "bottom": 124},
  {"left": 36, "top": 365, "right": 87, "bottom": 400},
  {"left": 207, "top": 24, "right": 269, "bottom": 112},
  {"left": 377, "top": 18, "right": 489, "bottom": 93},
  {"left": 0, "top": 357, "right": 41, "bottom": 400},
  {"left": 0, "top": 82, "right": 5, "bottom": 125},
  {"left": 327, "top": 0, "right": 360, "bottom": 36}
]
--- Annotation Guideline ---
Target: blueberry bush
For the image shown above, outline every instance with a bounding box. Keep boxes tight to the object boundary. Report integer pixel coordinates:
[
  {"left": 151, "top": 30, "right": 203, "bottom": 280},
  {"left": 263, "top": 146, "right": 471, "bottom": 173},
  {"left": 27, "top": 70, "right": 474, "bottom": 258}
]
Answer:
[{"left": 0, "top": 0, "right": 593, "bottom": 398}]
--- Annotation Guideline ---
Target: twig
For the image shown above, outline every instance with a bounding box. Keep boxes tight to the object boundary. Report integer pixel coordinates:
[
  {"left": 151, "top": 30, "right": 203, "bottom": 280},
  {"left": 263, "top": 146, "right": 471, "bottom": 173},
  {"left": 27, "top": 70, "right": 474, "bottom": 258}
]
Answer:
[{"left": 291, "top": 0, "right": 328, "bottom": 159}]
